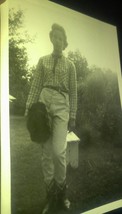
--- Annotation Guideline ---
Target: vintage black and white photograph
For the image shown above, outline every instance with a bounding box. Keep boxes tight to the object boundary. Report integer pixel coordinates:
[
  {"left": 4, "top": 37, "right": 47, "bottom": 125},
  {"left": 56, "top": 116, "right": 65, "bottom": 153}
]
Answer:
[{"left": 8, "top": 0, "right": 122, "bottom": 213}]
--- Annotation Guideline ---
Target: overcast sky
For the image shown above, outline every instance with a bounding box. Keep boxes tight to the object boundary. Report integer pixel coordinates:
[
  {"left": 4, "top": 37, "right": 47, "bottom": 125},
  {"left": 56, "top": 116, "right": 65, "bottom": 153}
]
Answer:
[{"left": 9, "top": 0, "right": 121, "bottom": 73}]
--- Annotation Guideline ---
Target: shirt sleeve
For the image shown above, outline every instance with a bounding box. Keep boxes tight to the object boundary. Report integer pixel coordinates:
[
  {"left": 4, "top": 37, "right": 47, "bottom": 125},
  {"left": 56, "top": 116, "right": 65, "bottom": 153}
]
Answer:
[
  {"left": 69, "top": 61, "right": 77, "bottom": 120},
  {"left": 25, "top": 58, "right": 43, "bottom": 114}
]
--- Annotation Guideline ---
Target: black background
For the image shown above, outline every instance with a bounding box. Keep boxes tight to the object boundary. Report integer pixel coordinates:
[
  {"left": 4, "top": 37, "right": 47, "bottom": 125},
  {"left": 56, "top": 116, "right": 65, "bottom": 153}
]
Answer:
[{"left": 50, "top": 0, "right": 122, "bottom": 71}]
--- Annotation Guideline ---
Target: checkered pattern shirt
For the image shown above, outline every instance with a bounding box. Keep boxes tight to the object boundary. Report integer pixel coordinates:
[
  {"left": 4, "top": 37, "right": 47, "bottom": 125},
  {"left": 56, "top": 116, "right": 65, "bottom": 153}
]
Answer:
[{"left": 26, "top": 54, "right": 77, "bottom": 119}]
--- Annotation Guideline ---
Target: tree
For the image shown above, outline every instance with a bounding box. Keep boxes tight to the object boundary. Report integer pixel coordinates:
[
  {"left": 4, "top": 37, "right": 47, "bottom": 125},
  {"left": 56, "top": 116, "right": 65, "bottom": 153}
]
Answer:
[
  {"left": 67, "top": 50, "right": 122, "bottom": 146},
  {"left": 76, "top": 66, "right": 107, "bottom": 144},
  {"left": 76, "top": 65, "right": 122, "bottom": 146},
  {"left": 68, "top": 49, "right": 90, "bottom": 80},
  {"left": 9, "top": 8, "right": 33, "bottom": 115},
  {"left": 100, "top": 70, "right": 122, "bottom": 143}
]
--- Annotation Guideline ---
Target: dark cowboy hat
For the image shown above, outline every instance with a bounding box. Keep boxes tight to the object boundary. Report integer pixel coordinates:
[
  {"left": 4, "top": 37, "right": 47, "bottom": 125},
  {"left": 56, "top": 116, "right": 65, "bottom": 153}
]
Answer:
[{"left": 26, "top": 102, "right": 51, "bottom": 143}]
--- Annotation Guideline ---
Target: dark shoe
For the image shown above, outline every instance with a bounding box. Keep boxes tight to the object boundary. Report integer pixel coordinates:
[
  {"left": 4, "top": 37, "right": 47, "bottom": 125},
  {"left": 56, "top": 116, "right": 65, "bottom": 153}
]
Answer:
[
  {"left": 41, "top": 180, "right": 58, "bottom": 214},
  {"left": 56, "top": 181, "right": 71, "bottom": 211},
  {"left": 41, "top": 201, "right": 50, "bottom": 214},
  {"left": 41, "top": 198, "right": 56, "bottom": 214},
  {"left": 59, "top": 197, "right": 71, "bottom": 211}
]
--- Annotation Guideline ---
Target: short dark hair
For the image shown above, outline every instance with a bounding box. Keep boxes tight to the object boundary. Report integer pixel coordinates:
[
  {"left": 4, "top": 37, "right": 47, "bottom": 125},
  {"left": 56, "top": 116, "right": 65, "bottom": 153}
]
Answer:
[{"left": 49, "top": 23, "right": 68, "bottom": 50}]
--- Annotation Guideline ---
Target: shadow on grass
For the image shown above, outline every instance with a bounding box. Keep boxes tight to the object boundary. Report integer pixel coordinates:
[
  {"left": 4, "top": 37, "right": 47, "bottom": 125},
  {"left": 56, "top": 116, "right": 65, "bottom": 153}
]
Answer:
[{"left": 10, "top": 116, "right": 122, "bottom": 214}]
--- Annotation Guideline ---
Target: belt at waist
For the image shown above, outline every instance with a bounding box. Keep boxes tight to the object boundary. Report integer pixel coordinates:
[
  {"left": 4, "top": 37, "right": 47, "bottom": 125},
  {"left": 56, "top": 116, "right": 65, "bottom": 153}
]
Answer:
[{"left": 43, "top": 85, "right": 68, "bottom": 94}]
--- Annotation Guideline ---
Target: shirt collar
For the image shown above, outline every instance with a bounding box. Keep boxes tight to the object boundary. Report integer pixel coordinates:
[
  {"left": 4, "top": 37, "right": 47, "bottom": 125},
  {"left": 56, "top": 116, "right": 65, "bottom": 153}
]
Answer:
[{"left": 52, "top": 52, "right": 63, "bottom": 59}]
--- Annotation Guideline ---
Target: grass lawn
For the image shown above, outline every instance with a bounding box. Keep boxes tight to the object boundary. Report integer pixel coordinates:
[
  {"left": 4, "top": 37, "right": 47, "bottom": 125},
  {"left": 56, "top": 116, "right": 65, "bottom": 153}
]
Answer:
[{"left": 10, "top": 115, "right": 122, "bottom": 214}]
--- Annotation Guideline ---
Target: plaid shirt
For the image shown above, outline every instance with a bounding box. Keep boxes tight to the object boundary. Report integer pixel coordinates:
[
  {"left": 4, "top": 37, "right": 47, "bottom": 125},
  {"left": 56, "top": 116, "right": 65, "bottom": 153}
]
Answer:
[{"left": 26, "top": 54, "right": 77, "bottom": 119}]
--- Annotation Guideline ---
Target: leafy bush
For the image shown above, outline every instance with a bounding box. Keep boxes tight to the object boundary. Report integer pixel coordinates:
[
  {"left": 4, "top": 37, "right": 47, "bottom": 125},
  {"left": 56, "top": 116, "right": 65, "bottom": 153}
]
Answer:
[{"left": 76, "top": 63, "right": 122, "bottom": 146}]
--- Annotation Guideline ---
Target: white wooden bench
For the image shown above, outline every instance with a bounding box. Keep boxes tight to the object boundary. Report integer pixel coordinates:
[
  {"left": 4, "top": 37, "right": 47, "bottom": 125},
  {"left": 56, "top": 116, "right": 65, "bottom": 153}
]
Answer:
[{"left": 66, "top": 132, "right": 80, "bottom": 168}]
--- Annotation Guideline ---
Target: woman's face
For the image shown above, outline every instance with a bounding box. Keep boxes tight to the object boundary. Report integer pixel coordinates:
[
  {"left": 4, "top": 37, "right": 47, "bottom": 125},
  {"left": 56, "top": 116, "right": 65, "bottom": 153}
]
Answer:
[{"left": 51, "top": 29, "right": 64, "bottom": 53}]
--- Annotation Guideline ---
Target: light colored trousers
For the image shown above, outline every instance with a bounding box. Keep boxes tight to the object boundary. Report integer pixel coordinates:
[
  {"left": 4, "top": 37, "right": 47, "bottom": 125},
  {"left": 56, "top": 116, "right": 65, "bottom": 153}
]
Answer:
[{"left": 39, "top": 88, "right": 69, "bottom": 186}]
